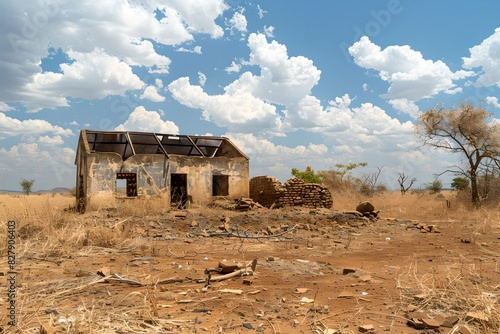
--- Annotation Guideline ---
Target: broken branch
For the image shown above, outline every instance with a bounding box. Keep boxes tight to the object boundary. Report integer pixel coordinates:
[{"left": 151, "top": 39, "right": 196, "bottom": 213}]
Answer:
[
  {"left": 209, "top": 225, "right": 297, "bottom": 239},
  {"left": 104, "top": 273, "right": 144, "bottom": 286},
  {"left": 198, "top": 268, "right": 253, "bottom": 284}
]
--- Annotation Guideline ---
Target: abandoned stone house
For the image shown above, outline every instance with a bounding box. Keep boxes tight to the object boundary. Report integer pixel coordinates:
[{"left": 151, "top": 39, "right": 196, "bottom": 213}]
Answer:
[{"left": 75, "top": 130, "right": 250, "bottom": 213}]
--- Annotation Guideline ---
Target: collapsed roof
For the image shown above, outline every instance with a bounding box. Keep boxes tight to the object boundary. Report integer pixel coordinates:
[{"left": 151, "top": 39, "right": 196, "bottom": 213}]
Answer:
[{"left": 79, "top": 130, "right": 248, "bottom": 160}]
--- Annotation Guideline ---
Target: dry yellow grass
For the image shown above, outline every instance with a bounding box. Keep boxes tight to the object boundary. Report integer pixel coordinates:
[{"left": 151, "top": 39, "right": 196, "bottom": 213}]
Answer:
[{"left": 0, "top": 191, "right": 499, "bottom": 333}]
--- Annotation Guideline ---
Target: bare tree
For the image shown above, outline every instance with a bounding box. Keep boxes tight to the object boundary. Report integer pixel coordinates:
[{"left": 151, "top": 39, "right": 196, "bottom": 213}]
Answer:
[
  {"left": 397, "top": 172, "right": 416, "bottom": 194},
  {"left": 362, "top": 166, "right": 384, "bottom": 195},
  {"left": 416, "top": 102, "right": 500, "bottom": 205}
]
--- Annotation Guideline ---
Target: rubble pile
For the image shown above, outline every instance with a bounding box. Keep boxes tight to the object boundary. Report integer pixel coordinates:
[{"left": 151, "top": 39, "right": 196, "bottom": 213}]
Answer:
[{"left": 250, "top": 176, "right": 333, "bottom": 209}]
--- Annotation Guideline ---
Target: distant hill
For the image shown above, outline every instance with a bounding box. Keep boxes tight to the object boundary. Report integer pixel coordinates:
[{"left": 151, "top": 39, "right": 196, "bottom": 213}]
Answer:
[{"left": 0, "top": 187, "right": 71, "bottom": 194}]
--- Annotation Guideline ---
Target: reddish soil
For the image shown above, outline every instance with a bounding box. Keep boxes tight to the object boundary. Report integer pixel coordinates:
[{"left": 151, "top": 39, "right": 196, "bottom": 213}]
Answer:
[{"left": 2, "top": 206, "right": 499, "bottom": 333}]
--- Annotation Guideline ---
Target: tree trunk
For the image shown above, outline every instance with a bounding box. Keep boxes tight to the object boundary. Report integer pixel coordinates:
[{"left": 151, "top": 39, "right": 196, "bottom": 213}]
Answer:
[{"left": 470, "top": 171, "right": 480, "bottom": 206}]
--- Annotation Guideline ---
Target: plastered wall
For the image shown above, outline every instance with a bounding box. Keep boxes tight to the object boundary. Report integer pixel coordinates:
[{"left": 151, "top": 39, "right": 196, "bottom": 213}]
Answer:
[{"left": 77, "top": 152, "right": 249, "bottom": 211}]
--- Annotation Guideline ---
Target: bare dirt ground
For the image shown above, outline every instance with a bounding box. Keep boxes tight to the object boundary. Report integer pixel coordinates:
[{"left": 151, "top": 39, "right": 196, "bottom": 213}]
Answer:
[{"left": 0, "top": 192, "right": 499, "bottom": 333}]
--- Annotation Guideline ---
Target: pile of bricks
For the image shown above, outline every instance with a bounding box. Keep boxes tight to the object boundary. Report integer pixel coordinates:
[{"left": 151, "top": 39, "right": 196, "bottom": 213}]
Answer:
[{"left": 250, "top": 176, "right": 333, "bottom": 209}]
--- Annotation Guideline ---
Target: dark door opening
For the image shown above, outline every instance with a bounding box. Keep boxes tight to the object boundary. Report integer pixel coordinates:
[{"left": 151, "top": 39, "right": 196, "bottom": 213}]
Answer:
[
  {"left": 212, "top": 175, "right": 229, "bottom": 196},
  {"left": 116, "top": 173, "right": 138, "bottom": 197},
  {"left": 171, "top": 173, "right": 188, "bottom": 208}
]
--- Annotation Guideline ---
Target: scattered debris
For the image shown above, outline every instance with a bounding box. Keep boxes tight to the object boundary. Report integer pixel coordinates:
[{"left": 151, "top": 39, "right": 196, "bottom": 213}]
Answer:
[
  {"left": 202, "top": 259, "right": 257, "bottom": 284},
  {"left": 406, "top": 311, "right": 461, "bottom": 330},
  {"left": 235, "top": 197, "right": 263, "bottom": 211}
]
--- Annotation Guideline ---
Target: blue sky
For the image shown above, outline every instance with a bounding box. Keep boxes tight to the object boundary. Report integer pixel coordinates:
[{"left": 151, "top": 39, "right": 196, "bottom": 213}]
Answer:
[{"left": 1, "top": 0, "right": 500, "bottom": 191}]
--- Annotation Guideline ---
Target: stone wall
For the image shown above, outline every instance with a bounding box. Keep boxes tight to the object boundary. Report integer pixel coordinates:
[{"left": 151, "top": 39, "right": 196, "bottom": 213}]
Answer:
[{"left": 250, "top": 176, "right": 333, "bottom": 209}]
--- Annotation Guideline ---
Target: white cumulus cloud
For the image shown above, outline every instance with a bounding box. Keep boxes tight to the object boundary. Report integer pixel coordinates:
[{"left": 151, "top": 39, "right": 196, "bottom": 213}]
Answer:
[
  {"left": 0, "top": 0, "right": 227, "bottom": 111},
  {"left": 115, "top": 106, "right": 179, "bottom": 134},
  {"left": 23, "top": 49, "right": 145, "bottom": 111},
  {"left": 348, "top": 36, "right": 474, "bottom": 101},
  {"left": 388, "top": 98, "right": 421, "bottom": 119},
  {"left": 198, "top": 72, "right": 207, "bottom": 86},
  {"left": 227, "top": 11, "right": 247, "bottom": 35},
  {"left": 0, "top": 113, "right": 73, "bottom": 139},
  {"left": 463, "top": 28, "right": 500, "bottom": 87},
  {"left": 140, "top": 85, "right": 166, "bottom": 102},
  {"left": 37, "top": 135, "right": 64, "bottom": 146},
  {"left": 168, "top": 77, "right": 283, "bottom": 134},
  {"left": 225, "top": 61, "right": 241, "bottom": 73},
  {"left": 486, "top": 96, "right": 500, "bottom": 108},
  {"left": 0, "top": 102, "right": 14, "bottom": 112}
]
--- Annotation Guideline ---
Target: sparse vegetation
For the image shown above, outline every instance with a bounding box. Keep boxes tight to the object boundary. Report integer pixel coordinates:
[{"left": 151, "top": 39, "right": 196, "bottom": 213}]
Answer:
[
  {"left": 426, "top": 179, "right": 443, "bottom": 193},
  {"left": 417, "top": 102, "right": 500, "bottom": 205},
  {"left": 292, "top": 162, "right": 368, "bottom": 192},
  {"left": 20, "top": 178, "right": 35, "bottom": 195},
  {"left": 291, "top": 166, "right": 322, "bottom": 183},
  {"left": 1, "top": 187, "right": 499, "bottom": 333},
  {"left": 397, "top": 172, "right": 417, "bottom": 194},
  {"left": 451, "top": 177, "right": 469, "bottom": 191}
]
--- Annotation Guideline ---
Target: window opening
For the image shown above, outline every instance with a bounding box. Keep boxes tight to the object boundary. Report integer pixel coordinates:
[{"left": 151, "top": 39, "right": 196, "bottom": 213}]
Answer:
[
  {"left": 212, "top": 175, "right": 229, "bottom": 196},
  {"left": 116, "top": 173, "right": 138, "bottom": 197}
]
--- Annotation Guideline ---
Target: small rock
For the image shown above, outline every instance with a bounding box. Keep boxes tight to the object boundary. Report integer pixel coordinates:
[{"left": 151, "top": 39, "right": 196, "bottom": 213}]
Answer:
[
  {"left": 434, "top": 314, "right": 453, "bottom": 328},
  {"left": 359, "top": 324, "right": 374, "bottom": 333},
  {"left": 409, "top": 318, "right": 425, "bottom": 329},
  {"left": 407, "top": 311, "right": 428, "bottom": 319},
  {"left": 356, "top": 201, "right": 375, "bottom": 213},
  {"left": 342, "top": 267, "right": 356, "bottom": 275},
  {"left": 337, "top": 290, "right": 354, "bottom": 298},
  {"left": 447, "top": 315, "right": 459, "bottom": 325},
  {"left": 242, "top": 323, "right": 252, "bottom": 329},
  {"left": 421, "top": 318, "right": 440, "bottom": 329},
  {"left": 359, "top": 275, "right": 372, "bottom": 282}
]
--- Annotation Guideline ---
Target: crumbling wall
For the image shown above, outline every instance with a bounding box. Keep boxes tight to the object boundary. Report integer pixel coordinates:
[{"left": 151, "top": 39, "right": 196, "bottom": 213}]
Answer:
[
  {"left": 81, "top": 153, "right": 249, "bottom": 207},
  {"left": 250, "top": 176, "right": 333, "bottom": 209},
  {"left": 168, "top": 155, "right": 249, "bottom": 204}
]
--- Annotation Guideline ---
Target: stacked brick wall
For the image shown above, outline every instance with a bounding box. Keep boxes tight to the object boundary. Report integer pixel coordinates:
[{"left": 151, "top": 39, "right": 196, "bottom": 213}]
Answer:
[{"left": 250, "top": 176, "right": 333, "bottom": 209}]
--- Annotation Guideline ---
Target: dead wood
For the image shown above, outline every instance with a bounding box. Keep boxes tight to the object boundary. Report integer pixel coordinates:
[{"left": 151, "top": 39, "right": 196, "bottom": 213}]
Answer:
[
  {"left": 104, "top": 273, "right": 144, "bottom": 286},
  {"left": 198, "top": 268, "right": 254, "bottom": 283},
  {"left": 156, "top": 276, "right": 193, "bottom": 284},
  {"left": 208, "top": 225, "right": 297, "bottom": 239},
  {"left": 23, "top": 255, "right": 64, "bottom": 266},
  {"left": 201, "top": 259, "right": 257, "bottom": 284}
]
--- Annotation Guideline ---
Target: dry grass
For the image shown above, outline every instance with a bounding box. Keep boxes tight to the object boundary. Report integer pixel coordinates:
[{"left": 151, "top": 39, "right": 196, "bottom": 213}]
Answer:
[
  {"left": 1, "top": 191, "right": 499, "bottom": 333},
  {"left": 396, "top": 259, "right": 500, "bottom": 333}
]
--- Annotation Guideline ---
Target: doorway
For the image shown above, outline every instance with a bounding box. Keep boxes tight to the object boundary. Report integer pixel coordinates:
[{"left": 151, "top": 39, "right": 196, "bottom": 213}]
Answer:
[{"left": 171, "top": 173, "right": 188, "bottom": 208}]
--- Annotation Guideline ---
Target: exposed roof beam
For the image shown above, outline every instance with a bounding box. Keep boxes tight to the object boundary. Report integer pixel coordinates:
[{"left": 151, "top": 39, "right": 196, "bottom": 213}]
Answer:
[{"left": 185, "top": 135, "right": 206, "bottom": 157}]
